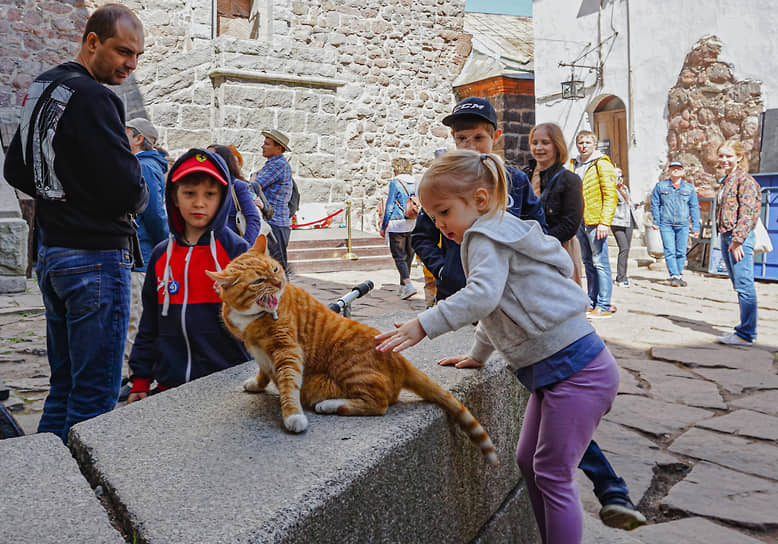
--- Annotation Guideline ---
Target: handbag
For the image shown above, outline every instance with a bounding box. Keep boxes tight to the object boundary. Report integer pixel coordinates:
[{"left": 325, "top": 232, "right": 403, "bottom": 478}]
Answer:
[
  {"left": 231, "top": 184, "right": 246, "bottom": 237},
  {"left": 753, "top": 217, "right": 773, "bottom": 255},
  {"left": 396, "top": 179, "right": 420, "bottom": 220}
]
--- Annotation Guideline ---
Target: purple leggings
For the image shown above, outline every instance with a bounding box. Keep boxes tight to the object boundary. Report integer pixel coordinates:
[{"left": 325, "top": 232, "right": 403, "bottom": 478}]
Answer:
[{"left": 515, "top": 347, "right": 619, "bottom": 544}]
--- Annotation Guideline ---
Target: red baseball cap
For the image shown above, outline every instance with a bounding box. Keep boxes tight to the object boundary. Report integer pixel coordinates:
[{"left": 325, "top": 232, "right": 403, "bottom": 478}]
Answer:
[{"left": 171, "top": 152, "right": 228, "bottom": 186}]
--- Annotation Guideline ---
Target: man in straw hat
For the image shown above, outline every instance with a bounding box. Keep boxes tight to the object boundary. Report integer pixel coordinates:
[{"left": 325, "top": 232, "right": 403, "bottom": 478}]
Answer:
[{"left": 253, "top": 129, "right": 293, "bottom": 274}]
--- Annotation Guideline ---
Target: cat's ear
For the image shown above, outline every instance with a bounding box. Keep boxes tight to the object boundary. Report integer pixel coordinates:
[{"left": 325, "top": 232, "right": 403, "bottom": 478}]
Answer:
[
  {"left": 205, "top": 269, "right": 235, "bottom": 287},
  {"left": 252, "top": 234, "right": 268, "bottom": 255}
]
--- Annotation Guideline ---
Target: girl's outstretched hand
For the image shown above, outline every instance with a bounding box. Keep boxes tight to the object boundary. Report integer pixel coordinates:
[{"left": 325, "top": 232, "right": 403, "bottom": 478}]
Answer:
[
  {"left": 438, "top": 355, "right": 484, "bottom": 368},
  {"left": 375, "top": 318, "right": 425, "bottom": 353}
]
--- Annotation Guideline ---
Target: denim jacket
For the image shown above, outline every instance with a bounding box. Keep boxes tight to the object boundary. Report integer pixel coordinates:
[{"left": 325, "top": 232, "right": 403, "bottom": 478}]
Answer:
[{"left": 650, "top": 179, "right": 700, "bottom": 231}]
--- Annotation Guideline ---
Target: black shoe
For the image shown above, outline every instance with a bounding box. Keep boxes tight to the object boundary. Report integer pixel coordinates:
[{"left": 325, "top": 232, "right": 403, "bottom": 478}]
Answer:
[
  {"left": 599, "top": 498, "right": 647, "bottom": 530},
  {"left": 118, "top": 383, "right": 131, "bottom": 402}
]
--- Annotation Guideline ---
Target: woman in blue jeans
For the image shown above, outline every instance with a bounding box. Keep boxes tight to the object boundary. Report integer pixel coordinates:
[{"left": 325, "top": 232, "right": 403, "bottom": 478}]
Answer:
[{"left": 715, "top": 141, "right": 761, "bottom": 346}]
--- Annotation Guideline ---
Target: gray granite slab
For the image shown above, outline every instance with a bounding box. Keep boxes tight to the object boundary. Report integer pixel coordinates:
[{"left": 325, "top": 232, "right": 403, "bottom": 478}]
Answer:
[
  {"left": 669, "top": 427, "right": 778, "bottom": 480},
  {"left": 662, "top": 461, "right": 778, "bottom": 529},
  {"left": 697, "top": 409, "right": 778, "bottom": 441},
  {"left": 650, "top": 346, "right": 774, "bottom": 373},
  {"left": 619, "top": 358, "right": 695, "bottom": 378},
  {"left": 648, "top": 376, "right": 727, "bottom": 410},
  {"left": 691, "top": 368, "right": 778, "bottom": 395},
  {"left": 604, "top": 395, "right": 713, "bottom": 437},
  {"left": 632, "top": 516, "right": 766, "bottom": 544},
  {"left": 731, "top": 389, "right": 778, "bottom": 416},
  {"left": 618, "top": 366, "right": 646, "bottom": 396},
  {"left": 68, "top": 313, "right": 531, "bottom": 544},
  {"left": 0, "top": 433, "right": 124, "bottom": 544}
]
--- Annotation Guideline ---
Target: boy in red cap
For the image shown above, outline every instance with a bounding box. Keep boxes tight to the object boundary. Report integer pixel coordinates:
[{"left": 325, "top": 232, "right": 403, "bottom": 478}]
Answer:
[{"left": 127, "top": 149, "right": 250, "bottom": 402}]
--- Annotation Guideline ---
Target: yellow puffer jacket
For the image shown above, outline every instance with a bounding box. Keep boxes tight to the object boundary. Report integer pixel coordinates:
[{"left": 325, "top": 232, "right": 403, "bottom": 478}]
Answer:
[{"left": 568, "top": 155, "right": 618, "bottom": 226}]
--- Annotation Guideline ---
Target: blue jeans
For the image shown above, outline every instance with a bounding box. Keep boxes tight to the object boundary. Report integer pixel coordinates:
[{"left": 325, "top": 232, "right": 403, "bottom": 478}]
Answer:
[
  {"left": 269, "top": 224, "right": 291, "bottom": 274},
  {"left": 720, "top": 231, "right": 758, "bottom": 342},
  {"left": 36, "top": 246, "right": 132, "bottom": 443},
  {"left": 577, "top": 225, "right": 612, "bottom": 310},
  {"left": 659, "top": 224, "right": 689, "bottom": 277},
  {"left": 579, "top": 440, "right": 629, "bottom": 505},
  {"left": 388, "top": 232, "right": 414, "bottom": 283}
]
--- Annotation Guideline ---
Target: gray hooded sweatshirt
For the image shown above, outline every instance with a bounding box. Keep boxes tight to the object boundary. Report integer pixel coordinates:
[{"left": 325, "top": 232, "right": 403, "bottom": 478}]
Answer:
[{"left": 418, "top": 214, "right": 594, "bottom": 370}]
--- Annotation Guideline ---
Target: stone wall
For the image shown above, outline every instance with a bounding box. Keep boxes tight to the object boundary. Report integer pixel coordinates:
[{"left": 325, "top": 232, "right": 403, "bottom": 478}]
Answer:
[
  {"left": 667, "top": 36, "right": 763, "bottom": 197},
  {"left": 1, "top": 0, "right": 472, "bottom": 231},
  {"left": 0, "top": 0, "right": 88, "bottom": 135}
]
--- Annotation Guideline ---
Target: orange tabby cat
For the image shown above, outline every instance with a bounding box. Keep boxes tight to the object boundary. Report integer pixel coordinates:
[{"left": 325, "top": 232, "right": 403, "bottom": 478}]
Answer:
[{"left": 206, "top": 235, "right": 498, "bottom": 466}]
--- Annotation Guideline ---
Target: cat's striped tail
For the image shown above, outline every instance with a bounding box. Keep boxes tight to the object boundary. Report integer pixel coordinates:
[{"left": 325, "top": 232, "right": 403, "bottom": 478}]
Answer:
[{"left": 404, "top": 364, "right": 498, "bottom": 466}]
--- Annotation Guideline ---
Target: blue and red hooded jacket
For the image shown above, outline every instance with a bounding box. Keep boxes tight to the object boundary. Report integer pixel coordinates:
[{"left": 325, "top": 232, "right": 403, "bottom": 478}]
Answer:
[{"left": 129, "top": 149, "right": 250, "bottom": 392}]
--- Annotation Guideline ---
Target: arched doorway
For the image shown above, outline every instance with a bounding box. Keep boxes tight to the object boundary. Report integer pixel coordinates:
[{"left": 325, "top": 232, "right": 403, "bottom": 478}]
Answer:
[{"left": 593, "top": 96, "right": 629, "bottom": 184}]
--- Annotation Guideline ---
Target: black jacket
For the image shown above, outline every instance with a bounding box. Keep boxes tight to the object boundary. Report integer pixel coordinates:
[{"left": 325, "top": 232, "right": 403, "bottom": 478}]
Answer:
[
  {"left": 3, "top": 62, "right": 147, "bottom": 250},
  {"left": 525, "top": 161, "right": 583, "bottom": 243}
]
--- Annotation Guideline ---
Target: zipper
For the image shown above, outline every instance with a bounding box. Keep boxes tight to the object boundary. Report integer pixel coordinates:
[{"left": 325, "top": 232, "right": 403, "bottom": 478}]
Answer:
[{"left": 182, "top": 246, "right": 193, "bottom": 382}]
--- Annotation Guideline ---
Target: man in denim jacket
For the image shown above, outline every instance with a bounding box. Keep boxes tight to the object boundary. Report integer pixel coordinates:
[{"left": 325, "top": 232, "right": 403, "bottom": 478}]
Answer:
[{"left": 650, "top": 160, "right": 700, "bottom": 286}]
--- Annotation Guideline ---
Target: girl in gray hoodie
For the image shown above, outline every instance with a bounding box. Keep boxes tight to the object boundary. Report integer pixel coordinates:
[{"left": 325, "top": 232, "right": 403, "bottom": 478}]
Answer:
[{"left": 376, "top": 149, "right": 619, "bottom": 544}]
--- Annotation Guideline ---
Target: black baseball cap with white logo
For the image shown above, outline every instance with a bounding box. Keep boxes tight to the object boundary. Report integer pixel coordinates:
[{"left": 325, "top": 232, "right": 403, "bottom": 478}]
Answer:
[{"left": 442, "top": 97, "right": 498, "bottom": 130}]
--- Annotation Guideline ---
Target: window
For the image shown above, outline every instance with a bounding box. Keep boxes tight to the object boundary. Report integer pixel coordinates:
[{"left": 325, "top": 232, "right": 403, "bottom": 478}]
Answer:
[{"left": 215, "top": 0, "right": 259, "bottom": 39}]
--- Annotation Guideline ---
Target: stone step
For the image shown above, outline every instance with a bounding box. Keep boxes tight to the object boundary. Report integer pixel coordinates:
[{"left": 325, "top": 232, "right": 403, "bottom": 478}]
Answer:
[
  {"left": 287, "top": 228, "right": 394, "bottom": 274},
  {"left": 289, "top": 253, "right": 396, "bottom": 273}
]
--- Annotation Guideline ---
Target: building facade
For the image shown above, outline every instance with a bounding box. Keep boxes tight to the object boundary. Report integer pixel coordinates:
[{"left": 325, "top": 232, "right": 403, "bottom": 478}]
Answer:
[
  {"left": 532, "top": 0, "right": 778, "bottom": 204},
  {"left": 1, "top": 0, "right": 474, "bottom": 227}
]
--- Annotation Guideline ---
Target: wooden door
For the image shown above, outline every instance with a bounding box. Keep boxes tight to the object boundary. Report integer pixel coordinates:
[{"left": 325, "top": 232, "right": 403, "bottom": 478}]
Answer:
[{"left": 594, "top": 109, "right": 628, "bottom": 185}]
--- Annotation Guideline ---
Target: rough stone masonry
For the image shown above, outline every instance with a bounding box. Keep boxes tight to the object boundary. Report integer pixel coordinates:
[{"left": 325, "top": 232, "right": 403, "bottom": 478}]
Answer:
[{"left": 1, "top": 0, "right": 473, "bottom": 232}]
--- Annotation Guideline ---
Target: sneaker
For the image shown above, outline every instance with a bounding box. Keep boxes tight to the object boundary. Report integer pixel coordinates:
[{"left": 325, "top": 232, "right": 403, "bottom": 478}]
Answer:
[
  {"left": 677, "top": 277, "right": 688, "bottom": 287},
  {"left": 587, "top": 308, "right": 614, "bottom": 319},
  {"left": 669, "top": 277, "right": 680, "bottom": 287},
  {"left": 599, "top": 500, "right": 647, "bottom": 531},
  {"left": 620, "top": 280, "right": 630, "bottom": 287},
  {"left": 399, "top": 283, "right": 417, "bottom": 300},
  {"left": 716, "top": 332, "right": 753, "bottom": 346}
]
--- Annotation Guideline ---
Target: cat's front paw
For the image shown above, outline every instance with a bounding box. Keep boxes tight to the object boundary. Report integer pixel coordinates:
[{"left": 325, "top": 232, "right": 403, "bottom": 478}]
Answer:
[
  {"left": 314, "top": 399, "right": 347, "bottom": 414},
  {"left": 283, "top": 413, "right": 309, "bottom": 433},
  {"left": 243, "top": 376, "right": 265, "bottom": 393}
]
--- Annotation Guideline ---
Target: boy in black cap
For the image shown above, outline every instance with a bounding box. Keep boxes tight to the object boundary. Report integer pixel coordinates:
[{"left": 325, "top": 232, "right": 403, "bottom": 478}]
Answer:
[{"left": 412, "top": 96, "right": 545, "bottom": 301}]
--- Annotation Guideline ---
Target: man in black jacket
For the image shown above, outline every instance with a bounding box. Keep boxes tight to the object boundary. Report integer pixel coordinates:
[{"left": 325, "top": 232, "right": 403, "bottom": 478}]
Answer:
[{"left": 3, "top": 4, "right": 148, "bottom": 443}]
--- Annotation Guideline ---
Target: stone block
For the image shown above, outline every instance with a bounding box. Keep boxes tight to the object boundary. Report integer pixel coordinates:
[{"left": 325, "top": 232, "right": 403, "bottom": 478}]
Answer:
[
  {"left": 238, "top": 108, "right": 275, "bottom": 130},
  {"left": 276, "top": 110, "right": 307, "bottom": 133},
  {"left": 69, "top": 314, "right": 530, "bottom": 543},
  {"left": 0, "top": 217, "right": 27, "bottom": 273},
  {"left": 264, "top": 89, "right": 295, "bottom": 108},
  {"left": 0, "top": 275, "right": 26, "bottom": 293},
  {"left": 222, "top": 84, "right": 267, "bottom": 106},
  {"left": 150, "top": 103, "right": 180, "bottom": 127},
  {"left": 180, "top": 105, "right": 211, "bottom": 130},
  {"left": 296, "top": 153, "right": 337, "bottom": 178},
  {"left": 0, "top": 433, "right": 124, "bottom": 543},
  {"left": 165, "top": 128, "right": 212, "bottom": 152}
]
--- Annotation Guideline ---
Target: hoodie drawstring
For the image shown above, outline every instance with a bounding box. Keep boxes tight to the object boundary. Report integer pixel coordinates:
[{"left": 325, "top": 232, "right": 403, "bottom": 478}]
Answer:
[
  {"left": 209, "top": 231, "right": 222, "bottom": 273},
  {"left": 161, "top": 233, "right": 174, "bottom": 317}
]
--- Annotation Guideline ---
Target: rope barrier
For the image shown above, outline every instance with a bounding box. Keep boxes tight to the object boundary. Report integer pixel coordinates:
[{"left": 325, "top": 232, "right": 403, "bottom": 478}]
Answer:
[{"left": 290, "top": 208, "right": 344, "bottom": 229}]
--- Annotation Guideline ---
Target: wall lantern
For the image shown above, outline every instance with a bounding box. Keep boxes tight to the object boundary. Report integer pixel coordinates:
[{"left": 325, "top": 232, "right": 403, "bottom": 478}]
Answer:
[
  {"left": 558, "top": 62, "right": 601, "bottom": 101},
  {"left": 561, "top": 75, "right": 585, "bottom": 100}
]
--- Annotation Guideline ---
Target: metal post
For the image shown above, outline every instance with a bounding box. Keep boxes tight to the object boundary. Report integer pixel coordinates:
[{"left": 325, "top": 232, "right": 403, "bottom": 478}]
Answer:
[{"left": 342, "top": 200, "right": 358, "bottom": 260}]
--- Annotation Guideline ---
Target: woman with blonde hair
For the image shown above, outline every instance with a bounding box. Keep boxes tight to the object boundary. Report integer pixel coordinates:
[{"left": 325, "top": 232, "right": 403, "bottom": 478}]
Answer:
[
  {"left": 715, "top": 140, "right": 761, "bottom": 346},
  {"left": 527, "top": 122, "right": 585, "bottom": 286}
]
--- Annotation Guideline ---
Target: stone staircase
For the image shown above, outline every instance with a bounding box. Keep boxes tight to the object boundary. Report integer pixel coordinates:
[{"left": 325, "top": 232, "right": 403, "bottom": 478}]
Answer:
[{"left": 287, "top": 228, "right": 395, "bottom": 274}]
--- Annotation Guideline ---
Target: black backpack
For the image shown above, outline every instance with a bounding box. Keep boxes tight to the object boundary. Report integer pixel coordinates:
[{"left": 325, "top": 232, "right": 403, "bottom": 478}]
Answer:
[{"left": 288, "top": 179, "right": 300, "bottom": 218}]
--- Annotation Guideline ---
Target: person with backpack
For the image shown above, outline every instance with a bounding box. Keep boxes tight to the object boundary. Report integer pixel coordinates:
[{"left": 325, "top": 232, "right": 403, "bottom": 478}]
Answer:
[
  {"left": 253, "top": 129, "right": 294, "bottom": 275},
  {"left": 379, "top": 157, "right": 419, "bottom": 299}
]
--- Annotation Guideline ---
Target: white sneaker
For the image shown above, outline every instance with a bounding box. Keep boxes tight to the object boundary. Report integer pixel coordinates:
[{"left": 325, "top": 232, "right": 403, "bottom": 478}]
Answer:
[
  {"left": 716, "top": 332, "right": 753, "bottom": 346},
  {"left": 399, "top": 283, "right": 417, "bottom": 300}
]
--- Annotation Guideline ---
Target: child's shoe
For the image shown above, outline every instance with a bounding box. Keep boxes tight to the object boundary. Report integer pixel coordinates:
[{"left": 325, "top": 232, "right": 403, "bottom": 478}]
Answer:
[
  {"left": 599, "top": 498, "right": 647, "bottom": 530},
  {"left": 399, "top": 283, "right": 417, "bottom": 300}
]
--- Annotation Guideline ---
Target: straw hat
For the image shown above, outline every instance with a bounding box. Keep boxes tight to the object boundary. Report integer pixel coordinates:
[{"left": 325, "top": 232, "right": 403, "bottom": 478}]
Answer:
[{"left": 261, "top": 129, "right": 291, "bottom": 152}]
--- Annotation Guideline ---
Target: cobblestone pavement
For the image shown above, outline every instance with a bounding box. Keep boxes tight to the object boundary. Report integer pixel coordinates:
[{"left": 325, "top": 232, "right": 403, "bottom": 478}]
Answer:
[{"left": 2, "top": 262, "right": 777, "bottom": 543}]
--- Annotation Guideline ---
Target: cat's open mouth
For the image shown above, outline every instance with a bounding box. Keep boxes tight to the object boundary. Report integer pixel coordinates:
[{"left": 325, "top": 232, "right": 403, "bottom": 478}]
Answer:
[{"left": 256, "top": 294, "right": 279, "bottom": 312}]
